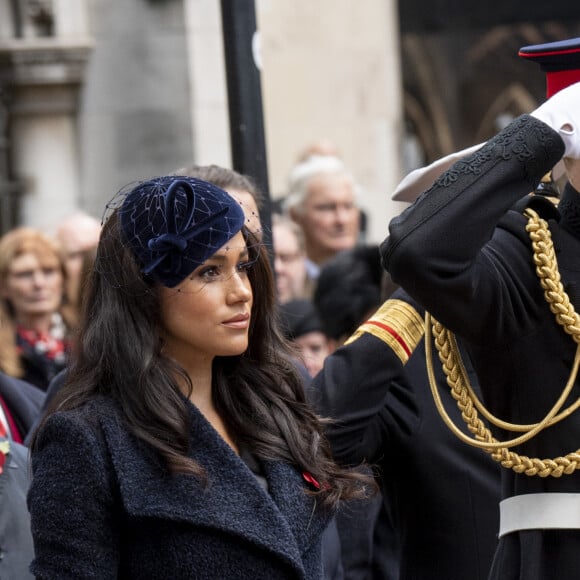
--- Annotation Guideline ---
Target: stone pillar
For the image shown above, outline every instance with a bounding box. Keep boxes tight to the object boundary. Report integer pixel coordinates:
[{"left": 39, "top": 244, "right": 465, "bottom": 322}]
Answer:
[
  {"left": 183, "top": 0, "right": 231, "bottom": 167},
  {"left": 0, "top": 0, "right": 91, "bottom": 231}
]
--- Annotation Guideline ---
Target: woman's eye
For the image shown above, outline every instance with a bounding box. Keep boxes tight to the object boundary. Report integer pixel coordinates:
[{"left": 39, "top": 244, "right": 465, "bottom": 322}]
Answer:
[
  {"left": 199, "top": 266, "right": 220, "bottom": 279},
  {"left": 237, "top": 260, "right": 253, "bottom": 273}
]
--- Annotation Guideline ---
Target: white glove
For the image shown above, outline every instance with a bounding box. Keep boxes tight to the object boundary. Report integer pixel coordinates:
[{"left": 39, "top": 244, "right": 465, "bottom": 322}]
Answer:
[{"left": 530, "top": 81, "right": 580, "bottom": 159}]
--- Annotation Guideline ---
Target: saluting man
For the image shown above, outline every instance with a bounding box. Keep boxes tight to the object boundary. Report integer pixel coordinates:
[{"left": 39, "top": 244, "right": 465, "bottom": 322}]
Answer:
[{"left": 382, "top": 38, "right": 580, "bottom": 580}]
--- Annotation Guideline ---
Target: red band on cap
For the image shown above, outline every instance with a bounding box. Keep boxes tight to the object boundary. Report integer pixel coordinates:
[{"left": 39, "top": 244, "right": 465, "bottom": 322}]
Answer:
[
  {"left": 518, "top": 47, "right": 580, "bottom": 60},
  {"left": 546, "top": 70, "right": 580, "bottom": 98}
]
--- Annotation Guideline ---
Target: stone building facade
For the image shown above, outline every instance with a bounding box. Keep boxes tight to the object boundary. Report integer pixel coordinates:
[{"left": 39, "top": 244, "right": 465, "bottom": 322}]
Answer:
[
  {"left": 0, "top": 0, "right": 403, "bottom": 243},
  {"left": 1, "top": 1, "right": 580, "bottom": 242}
]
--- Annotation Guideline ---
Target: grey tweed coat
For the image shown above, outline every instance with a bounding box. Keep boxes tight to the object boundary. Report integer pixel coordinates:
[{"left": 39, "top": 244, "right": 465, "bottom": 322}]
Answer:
[{"left": 28, "top": 396, "right": 332, "bottom": 579}]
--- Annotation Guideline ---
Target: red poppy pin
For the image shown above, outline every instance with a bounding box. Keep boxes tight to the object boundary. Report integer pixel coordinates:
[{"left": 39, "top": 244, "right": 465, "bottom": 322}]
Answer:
[{"left": 302, "top": 471, "right": 321, "bottom": 489}]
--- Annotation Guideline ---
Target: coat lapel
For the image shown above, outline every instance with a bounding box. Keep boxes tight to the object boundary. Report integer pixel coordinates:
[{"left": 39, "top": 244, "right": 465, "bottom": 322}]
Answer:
[{"left": 99, "top": 400, "right": 328, "bottom": 574}]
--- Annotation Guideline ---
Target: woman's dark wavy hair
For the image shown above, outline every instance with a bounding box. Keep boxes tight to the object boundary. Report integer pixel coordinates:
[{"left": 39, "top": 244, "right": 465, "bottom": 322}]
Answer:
[{"left": 35, "top": 210, "right": 370, "bottom": 509}]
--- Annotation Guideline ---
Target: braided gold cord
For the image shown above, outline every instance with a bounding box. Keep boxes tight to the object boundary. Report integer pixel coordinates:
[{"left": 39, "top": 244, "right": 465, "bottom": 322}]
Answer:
[
  {"left": 525, "top": 208, "right": 580, "bottom": 342},
  {"left": 426, "top": 207, "right": 580, "bottom": 477}
]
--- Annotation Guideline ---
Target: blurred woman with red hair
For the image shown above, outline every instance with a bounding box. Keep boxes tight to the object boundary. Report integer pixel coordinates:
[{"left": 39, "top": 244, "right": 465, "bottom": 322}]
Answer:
[{"left": 0, "top": 227, "right": 73, "bottom": 391}]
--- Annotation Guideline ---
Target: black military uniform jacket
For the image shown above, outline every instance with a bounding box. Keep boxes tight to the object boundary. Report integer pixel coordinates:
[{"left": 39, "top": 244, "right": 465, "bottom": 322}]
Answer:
[
  {"left": 313, "top": 288, "right": 500, "bottom": 580},
  {"left": 382, "top": 114, "right": 580, "bottom": 580}
]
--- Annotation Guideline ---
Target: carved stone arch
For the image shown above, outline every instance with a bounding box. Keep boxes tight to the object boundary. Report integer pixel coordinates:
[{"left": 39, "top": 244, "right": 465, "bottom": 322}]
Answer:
[
  {"left": 403, "top": 91, "right": 435, "bottom": 167},
  {"left": 402, "top": 34, "right": 455, "bottom": 159},
  {"left": 474, "top": 83, "right": 538, "bottom": 143}
]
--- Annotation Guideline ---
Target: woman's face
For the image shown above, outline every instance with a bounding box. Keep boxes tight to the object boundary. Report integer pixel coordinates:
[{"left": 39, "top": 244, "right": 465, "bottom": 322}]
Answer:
[
  {"left": 159, "top": 231, "right": 254, "bottom": 370},
  {"left": 1, "top": 251, "right": 63, "bottom": 324}
]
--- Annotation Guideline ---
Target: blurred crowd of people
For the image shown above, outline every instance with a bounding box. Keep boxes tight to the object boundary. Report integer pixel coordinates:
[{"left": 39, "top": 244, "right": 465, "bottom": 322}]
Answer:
[
  {"left": 0, "top": 210, "right": 101, "bottom": 578},
  {"left": 6, "top": 31, "right": 580, "bottom": 580}
]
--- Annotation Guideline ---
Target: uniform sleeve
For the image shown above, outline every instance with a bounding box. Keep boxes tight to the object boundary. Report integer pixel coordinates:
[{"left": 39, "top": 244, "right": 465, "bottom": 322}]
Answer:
[
  {"left": 381, "top": 115, "right": 565, "bottom": 342},
  {"left": 28, "top": 412, "right": 120, "bottom": 579},
  {"left": 312, "top": 290, "right": 424, "bottom": 464}
]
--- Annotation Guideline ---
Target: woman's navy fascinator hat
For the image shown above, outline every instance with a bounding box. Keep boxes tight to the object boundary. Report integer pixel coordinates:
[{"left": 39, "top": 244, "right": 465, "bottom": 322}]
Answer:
[{"left": 116, "top": 175, "right": 246, "bottom": 288}]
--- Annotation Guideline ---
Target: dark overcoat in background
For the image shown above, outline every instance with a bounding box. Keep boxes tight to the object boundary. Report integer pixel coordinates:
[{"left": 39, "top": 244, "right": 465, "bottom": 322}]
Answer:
[{"left": 0, "top": 372, "right": 45, "bottom": 440}]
